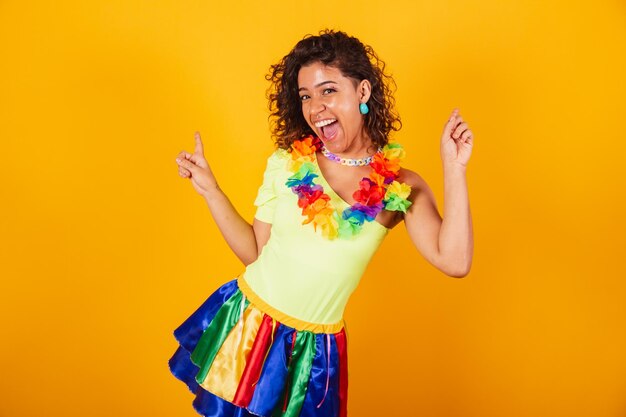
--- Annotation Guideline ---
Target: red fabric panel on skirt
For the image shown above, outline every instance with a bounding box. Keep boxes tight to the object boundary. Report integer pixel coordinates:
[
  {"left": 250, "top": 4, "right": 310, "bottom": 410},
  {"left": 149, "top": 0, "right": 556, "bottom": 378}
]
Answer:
[
  {"left": 232, "top": 314, "right": 275, "bottom": 407},
  {"left": 335, "top": 328, "right": 348, "bottom": 417}
]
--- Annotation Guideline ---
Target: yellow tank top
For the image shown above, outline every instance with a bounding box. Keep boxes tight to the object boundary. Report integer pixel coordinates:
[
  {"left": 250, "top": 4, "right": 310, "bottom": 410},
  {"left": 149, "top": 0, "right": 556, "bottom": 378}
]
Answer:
[{"left": 242, "top": 148, "right": 390, "bottom": 325}]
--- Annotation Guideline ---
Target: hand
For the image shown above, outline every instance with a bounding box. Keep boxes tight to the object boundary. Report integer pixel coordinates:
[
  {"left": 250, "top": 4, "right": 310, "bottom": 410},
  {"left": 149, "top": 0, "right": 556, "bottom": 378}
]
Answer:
[
  {"left": 175, "top": 132, "right": 219, "bottom": 198},
  {"left": 440, "top": 108, "right": 474, "bottom": 168}
]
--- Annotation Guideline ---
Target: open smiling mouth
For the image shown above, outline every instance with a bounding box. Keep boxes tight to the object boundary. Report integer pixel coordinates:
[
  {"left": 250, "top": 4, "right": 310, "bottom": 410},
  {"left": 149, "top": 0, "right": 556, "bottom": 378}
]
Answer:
[{"left": 315, "top": 119, "right": 339, "bottom": 141}]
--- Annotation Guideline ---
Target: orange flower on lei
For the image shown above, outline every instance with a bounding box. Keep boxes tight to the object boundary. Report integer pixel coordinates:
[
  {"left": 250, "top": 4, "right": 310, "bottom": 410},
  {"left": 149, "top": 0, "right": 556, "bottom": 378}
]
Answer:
[
  {"left": 369, "top": 152, "right": 401, "bottom": 183},
  {"left": 288, "top": 135, "right": 319, "bottom": 171}
]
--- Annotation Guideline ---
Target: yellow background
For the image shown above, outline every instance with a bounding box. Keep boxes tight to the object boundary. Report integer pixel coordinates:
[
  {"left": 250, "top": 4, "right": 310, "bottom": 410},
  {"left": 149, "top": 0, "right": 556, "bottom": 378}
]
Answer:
[{"left": 1, "top": 1, "right": 625, "bottom": 416}]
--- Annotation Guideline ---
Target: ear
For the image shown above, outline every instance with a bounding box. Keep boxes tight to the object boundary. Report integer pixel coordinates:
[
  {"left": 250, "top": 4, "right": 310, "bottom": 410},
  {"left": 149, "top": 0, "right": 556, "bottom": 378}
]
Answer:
[{"left": 357, "top": 79, "right": 372, "bottom": 103}]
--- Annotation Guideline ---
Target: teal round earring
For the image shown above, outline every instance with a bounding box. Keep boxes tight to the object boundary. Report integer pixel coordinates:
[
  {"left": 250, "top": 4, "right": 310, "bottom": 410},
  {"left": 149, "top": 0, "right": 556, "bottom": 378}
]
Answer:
[{"left": 359, "top": 102, "right": 369, "bottom": 115}]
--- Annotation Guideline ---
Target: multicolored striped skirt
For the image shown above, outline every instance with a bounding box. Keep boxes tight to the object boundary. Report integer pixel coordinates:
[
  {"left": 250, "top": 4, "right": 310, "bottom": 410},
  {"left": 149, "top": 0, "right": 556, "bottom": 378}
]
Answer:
[{"left": 168, "top": 275, "right": 349, "bottom": 417}]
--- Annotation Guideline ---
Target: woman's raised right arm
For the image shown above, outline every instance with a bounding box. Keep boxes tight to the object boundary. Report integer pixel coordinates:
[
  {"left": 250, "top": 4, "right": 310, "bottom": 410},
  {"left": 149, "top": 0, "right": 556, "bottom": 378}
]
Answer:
[{"left": 175, "top": 132, "right": 270, "bottom": 265}]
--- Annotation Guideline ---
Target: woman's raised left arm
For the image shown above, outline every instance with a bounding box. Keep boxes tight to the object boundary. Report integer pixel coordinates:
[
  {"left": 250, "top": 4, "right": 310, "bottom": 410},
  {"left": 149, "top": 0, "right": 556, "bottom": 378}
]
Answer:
[{"left": 403, "top": 108, "right": 474, "bottom": 278}]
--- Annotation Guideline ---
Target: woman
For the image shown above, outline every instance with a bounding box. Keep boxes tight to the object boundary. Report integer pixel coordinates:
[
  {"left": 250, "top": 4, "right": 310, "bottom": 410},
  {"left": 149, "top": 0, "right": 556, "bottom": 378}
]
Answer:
[{"left": 170, "top": 29, "right": 473, "bottom": 417}]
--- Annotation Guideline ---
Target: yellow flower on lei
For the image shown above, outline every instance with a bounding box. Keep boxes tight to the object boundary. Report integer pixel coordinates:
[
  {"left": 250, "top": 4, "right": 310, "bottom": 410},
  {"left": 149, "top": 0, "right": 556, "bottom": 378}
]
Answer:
[
  {"left": 383, "top": 144, "right": 406, "bottom": 162},
  {"left": 385, "top": 180, "right": 411, "bottom": 200},
  {"left": 383, "top": 180, "right": 413, "bottom": 213}
]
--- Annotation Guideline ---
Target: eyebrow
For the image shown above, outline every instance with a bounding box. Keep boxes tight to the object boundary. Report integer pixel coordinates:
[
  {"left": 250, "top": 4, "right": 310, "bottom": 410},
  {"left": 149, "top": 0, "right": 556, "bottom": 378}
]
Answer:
[{"left": 298, "top": 80, "right": 338, "bottom": 92}]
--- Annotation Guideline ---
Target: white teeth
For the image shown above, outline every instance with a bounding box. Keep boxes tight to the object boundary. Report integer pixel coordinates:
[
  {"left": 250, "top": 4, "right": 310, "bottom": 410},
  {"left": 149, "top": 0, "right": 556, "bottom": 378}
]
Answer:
[{"left": 314, "top": 119, "right": 336, "bottom": 128}]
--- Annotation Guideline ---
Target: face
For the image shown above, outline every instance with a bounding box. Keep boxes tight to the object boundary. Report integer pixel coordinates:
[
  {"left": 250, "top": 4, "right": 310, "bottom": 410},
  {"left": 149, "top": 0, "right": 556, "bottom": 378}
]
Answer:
[{"left": 297, "top": 61, "right": 371, "bottom": 154}]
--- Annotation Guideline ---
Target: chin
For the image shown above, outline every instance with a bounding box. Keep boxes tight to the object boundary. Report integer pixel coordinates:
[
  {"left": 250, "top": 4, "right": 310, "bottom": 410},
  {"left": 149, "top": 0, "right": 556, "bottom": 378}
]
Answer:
[
  {"left": 324, "top": 140, "right": 343, "bottom": 153},
  {"left": 321, "top": 132, "right": 344, "bottom": 151}
]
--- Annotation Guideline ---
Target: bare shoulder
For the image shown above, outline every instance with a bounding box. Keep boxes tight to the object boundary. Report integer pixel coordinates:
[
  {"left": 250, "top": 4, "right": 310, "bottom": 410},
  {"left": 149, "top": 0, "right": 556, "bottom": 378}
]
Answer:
[
  {"left": 398, "top": 167, "right": 432, "bottom": 195},
  {"left": 395, "top": 167, "right": 440, "bottom": 227}
]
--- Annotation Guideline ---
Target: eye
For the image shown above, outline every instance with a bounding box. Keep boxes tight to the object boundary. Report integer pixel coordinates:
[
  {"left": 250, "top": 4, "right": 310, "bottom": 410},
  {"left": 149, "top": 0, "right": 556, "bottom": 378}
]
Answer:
[
  {"left": 300, "top": 94, "right": 310, "bottom": 101},
  {"left": 322, "top": 88, "right": 336, "bottom": 95}
]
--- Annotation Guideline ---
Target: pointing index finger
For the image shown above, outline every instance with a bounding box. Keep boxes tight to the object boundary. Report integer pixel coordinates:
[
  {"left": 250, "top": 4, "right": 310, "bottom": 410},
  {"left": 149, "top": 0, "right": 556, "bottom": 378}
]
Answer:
[
  {"left": 447, "top": 108, "right": 459, "bottom": 123},
  {"left": 194, "top": 131, "right": 204, "bottom": 154}
]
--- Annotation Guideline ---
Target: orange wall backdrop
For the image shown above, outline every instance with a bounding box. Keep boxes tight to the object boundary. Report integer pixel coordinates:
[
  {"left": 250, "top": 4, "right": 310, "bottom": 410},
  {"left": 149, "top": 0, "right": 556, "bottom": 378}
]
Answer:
[{"left": 1, "top": 1, "right": 625, "bottom": 416}]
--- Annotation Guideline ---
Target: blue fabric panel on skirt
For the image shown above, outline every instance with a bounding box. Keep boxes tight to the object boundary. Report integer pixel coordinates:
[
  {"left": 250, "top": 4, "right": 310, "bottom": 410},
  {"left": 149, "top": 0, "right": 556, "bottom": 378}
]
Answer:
[
  {"left": 192, "top": 388, "right": 257, "bottom": 417},
  {"left": 169, "top": 345, "right": 201, "bottom": 393},
  {"left": 170, "top": 278, "right": 259, "bottom": 417},
  {"left": 173, "top": 279, "right": 239, "bottom": 352},
  {"left": 247, "top": 324, "right": 295, "bottom": 416},
  {"left": 299, "top": 333, "right": 340, "bottom": 417}
]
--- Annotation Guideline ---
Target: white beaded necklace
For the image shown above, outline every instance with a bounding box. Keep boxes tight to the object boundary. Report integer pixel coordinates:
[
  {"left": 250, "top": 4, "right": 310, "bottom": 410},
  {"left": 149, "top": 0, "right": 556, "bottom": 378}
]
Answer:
[{"left": 320, "top": 145, "right": 383, "bottom": 166}]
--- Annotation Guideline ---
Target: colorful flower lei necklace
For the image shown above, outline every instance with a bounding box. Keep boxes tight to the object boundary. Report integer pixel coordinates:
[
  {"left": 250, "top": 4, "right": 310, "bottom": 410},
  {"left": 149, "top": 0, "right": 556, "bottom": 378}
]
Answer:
[{"left": 285, "top": 134, "right": 413, "bottom": 240}]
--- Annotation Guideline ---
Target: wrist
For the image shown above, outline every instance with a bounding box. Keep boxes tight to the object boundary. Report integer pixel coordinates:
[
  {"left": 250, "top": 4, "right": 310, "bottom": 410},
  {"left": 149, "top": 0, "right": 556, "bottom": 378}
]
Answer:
[
  {"left": 201, "top": 184, "right": 222, "bottom": 201},
  {"left": 443, "top": 161, "right": 467, "bottom": 175}
]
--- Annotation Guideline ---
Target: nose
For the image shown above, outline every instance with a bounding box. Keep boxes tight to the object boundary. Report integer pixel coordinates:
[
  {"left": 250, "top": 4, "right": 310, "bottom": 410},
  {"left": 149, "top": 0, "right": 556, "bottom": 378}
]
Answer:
[{"left": 309, "top": 95, "right": 326, "bottom": 117}]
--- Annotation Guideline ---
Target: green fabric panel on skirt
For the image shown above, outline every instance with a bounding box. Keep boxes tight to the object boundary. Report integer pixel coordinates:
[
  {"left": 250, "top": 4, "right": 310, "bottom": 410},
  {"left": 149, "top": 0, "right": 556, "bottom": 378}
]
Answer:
[
  {"left": 190, "top": 289, "right": 250, "bottom": 384},
  {"left": 278, "top": 331, "right": 316, "bottom": 417}
]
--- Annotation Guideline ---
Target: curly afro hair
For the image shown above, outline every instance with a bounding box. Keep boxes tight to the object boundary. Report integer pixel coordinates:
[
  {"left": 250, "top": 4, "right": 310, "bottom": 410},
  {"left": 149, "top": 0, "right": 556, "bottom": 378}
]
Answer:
[{"left": 265, "top": 29, "right": 402, "bottom": 150}]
